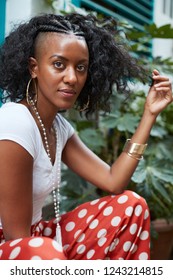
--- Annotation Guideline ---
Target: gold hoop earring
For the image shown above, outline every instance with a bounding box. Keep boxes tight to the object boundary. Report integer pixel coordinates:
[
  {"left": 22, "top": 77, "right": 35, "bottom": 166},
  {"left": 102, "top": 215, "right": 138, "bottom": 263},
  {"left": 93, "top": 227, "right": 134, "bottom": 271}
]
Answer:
[
  {"left": 80, "top": 96, "right": 90, "bottom": 112},
  {"left": 26, "top": 78, "right": 38, "bottom": 105}
]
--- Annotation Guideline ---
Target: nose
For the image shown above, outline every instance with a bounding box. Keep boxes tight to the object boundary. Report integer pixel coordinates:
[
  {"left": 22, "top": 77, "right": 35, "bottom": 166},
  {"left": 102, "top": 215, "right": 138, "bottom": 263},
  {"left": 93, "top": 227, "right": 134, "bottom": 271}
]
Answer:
[{"left": 63, "top": 67, "right": 77, "bottom": 85}]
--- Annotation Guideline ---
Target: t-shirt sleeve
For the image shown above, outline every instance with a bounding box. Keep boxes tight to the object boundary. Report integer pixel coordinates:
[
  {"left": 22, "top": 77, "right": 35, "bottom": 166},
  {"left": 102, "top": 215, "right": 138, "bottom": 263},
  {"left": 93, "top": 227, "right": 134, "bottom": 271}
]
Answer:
[{"left": 0, "top": 104, "right": 38, "bottom": 159}]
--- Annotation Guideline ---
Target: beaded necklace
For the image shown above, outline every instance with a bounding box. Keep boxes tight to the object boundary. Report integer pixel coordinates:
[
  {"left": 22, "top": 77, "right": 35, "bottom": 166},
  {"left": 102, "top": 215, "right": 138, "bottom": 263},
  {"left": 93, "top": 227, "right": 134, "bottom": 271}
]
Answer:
[{"left": 30, "top": 100, "right": 62, "bottom": 246}]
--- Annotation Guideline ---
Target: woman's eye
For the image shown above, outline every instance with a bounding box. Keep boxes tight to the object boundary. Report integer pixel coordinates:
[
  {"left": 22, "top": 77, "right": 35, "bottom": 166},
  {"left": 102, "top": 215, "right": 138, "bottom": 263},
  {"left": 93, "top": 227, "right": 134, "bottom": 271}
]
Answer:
[
  {"left": 54, "top": 61, "right": 64, "bottom": 69},
  {"left": 77, "top": 64, "right": 87, "bottom": 72}
]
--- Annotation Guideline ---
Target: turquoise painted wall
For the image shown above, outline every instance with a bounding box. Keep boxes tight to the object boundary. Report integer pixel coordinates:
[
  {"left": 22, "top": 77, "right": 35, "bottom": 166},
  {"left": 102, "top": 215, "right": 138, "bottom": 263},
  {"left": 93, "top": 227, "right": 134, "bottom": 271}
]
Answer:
[
  {"left": 0, "top": 0, "right": 6, "bottom": 45},
  {"left": 72, "top": 0, "right": 154, "bottom": 31},
  {"left": 71, "top": 0, "right": 154, "bottom": 57}
]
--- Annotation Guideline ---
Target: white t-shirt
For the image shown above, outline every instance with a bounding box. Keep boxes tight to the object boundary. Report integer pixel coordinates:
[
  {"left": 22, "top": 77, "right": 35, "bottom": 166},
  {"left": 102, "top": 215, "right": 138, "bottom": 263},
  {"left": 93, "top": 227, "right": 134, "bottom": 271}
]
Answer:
[{"left": 0, "top": 102, "right": 74, "bottom": 227}]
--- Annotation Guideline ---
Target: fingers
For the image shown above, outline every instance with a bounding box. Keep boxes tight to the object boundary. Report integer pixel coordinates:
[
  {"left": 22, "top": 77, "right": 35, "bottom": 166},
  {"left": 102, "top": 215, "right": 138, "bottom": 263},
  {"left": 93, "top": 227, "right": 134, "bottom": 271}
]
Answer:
[
  {"left": 153, "top": 75, "right": 169, "bottom": 83},
  {"left": 152, "top": 69, "right": 160, "bottom": 76},
  {"left": 154, "top": 80, "right": 172, "bottom": 92},
  {"left": 152, "top": 69, "right": 171, "bottom": 89},
  {"left": 150, "top": 69, "right": 172, "bottom": 102}
]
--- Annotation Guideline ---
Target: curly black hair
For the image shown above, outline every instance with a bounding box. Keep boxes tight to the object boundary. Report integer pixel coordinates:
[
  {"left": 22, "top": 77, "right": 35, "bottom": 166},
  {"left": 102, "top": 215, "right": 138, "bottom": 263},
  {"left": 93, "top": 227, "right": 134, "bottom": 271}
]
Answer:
[{"left": 0, "top": 13, "right": 148, "bottom": 115}]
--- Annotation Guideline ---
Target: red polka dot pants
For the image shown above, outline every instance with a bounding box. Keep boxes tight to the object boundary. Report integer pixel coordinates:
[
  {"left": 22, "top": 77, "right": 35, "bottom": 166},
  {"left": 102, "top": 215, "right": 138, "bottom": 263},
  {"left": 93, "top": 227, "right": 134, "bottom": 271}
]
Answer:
[{"left": 0, "top": 190, "right": 150, "bottom": 260}]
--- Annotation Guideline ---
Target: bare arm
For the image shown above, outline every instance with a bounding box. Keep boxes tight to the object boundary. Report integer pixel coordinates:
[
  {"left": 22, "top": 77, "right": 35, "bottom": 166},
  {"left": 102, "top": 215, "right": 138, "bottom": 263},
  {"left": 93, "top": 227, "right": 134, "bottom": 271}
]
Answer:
[
  {"left": 0, "top": 140, "right": 33, "bottom": 241},
  {"left": 62, "top": 70, "right": 172, "bottom": 194}
]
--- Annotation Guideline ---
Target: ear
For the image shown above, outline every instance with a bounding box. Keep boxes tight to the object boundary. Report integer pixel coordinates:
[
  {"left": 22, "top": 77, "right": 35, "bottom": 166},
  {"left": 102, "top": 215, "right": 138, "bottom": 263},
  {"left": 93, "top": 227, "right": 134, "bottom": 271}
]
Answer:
[{"left": 28, "top": 57, "right": 38, "bottom": 78}]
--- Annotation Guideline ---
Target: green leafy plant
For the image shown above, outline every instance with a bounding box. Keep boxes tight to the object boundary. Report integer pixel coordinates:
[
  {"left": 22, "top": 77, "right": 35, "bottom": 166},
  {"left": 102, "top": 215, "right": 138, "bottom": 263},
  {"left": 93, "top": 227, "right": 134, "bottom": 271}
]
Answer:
[{"left": 61, "top": 89, "right": 173, "bottom": 222}]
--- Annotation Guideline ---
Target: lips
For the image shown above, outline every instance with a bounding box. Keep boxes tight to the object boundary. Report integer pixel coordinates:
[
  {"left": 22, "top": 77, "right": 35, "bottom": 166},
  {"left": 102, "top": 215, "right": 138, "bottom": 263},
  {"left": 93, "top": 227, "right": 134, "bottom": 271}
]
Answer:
[{"left": 58, "top": 88, "right": 76, "bottom": 97}]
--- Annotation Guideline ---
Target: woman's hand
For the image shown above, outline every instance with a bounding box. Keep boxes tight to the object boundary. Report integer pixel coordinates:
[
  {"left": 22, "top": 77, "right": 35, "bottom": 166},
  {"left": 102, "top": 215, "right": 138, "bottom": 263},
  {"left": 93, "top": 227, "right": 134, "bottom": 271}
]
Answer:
[{"left": 145, "top": 69, "right": 173, "bottom": 116}]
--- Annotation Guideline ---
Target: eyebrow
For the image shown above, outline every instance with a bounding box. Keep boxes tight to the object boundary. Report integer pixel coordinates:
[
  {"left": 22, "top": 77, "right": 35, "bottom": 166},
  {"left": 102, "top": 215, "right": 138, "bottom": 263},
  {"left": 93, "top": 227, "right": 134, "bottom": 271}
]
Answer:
[{"left": 49, "top": 54, "right": 89, "bottom": 63}]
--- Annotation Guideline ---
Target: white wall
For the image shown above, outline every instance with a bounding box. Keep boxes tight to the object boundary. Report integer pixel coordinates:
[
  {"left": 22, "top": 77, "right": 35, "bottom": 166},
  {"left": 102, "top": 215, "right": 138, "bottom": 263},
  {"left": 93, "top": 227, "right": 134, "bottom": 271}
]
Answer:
[
  {"left": 153, "top": 0, "right": 173, "bottom": 58},
  {"left": 5, "top": 0, "right": 52, "bottom": 36}
]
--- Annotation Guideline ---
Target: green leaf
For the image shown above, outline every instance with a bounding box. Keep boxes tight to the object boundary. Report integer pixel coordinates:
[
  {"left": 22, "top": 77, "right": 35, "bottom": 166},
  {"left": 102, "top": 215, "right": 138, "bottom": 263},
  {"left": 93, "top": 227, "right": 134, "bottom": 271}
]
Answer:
[
  {"left": 79, "top": 128, "right": 105, "bottom": 153},
  {"left": 145, "top": 23, "right": 173, "bottom": 38},
  {"left": 132, "top": 160, "right": 147, "bottom": 183},
  {"left": 100, "top": 114, "right": 119, "bottom": 129},
  {"left": 150, "top": 175, "right": 172, "bottom": 203},
  {"left": 100, "top": 112, "right": 139, "bottom": 132},
  {"left": 149, "top": 189, "right": 171, "bottom": 217},
  {"left": 150, "top": 125, "right": 167, "bottom": 138},
  {"left": 116, "top": 114, "right": 139, "bottom": 133},
  {"left": 150, "top": 167, "right": 173, "bottom": 184}
]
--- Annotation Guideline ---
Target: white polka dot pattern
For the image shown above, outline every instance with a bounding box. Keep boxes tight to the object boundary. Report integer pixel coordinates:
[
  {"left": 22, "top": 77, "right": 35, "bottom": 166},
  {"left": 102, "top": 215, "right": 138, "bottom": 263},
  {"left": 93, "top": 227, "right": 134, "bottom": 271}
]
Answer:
[
  {"left": 117, "top": 195, "right": 128, "bottom": 204},
  {"left": 76, "top": 233, "right": 85, "bottom": 242},
  {"left": 0, "top": 249, "right": 3, "bottom": 258},
  {"left": 87, "top": 249, "right": 95, "bottom": 259},
  {"left": 89, "top": 219, "right": 99, "bottom": 229},
  {"left": 103, "top": 206, "right": 113, "bottom": 216},
  {"left": 139, "top": 252, "right": 148, "bottom": 260},
  {"left": 0, "top": 190, "right": 150, "bottom": 260},
  {"left": 98, "top": 201, "right": 107, "bottom": 209},
  {"left": 98, "top": 237, "right": 107, "bottom": 247},
  {"left": 109, "top": 238, "right": 119, "bottom": 252},
  {"left": 125, "top": 206, "right": 133, "bottom": 217},
  {"left": 65, "top": 222, "right": 75, "bottom": 232},
  {"left": 28, "top": 237, "right": 44, "bottom": 247},
  {"left": 9, "top": 238, "right": 22, "bottom": 247},
  {"left": 31, "top": 255, "right": 42, "bottom": 260},
  {"left": 77, "top": 244, "right": 86, "bottom": 254},
  {"left": 9, "top": 247, "right": 21, "bottom": 259},
  {"left": 140, "top": 231, "right": 149, "bottom": 240},
  {"left": 78, "top": 209, "right": 87, "bottom": 218},
  {"left": 90, "top": 198, "right": 100, "bottom": 205},
  {"left": 74, "top": 229, "right": 82, "bottom": 239},
  {"left": 123, "top": 241, "right": 132, "bottom": 252},
  {"left": 111, "top": 216, "right": 121, "bottom": 227},
  {"left": 135, "top": 205, "right": 143, "bottom": 216},
  {"left": 97, "top": 228, "right": 107, "bottom": 238},
  {"left": 130, "top": 223, "right": 138, "bottom": 235},
  {"left": 144, "top": 209, "right": 149, "bottom": 220},
  {"left": 86, "top": 215, "right": 94, "bottom": 223},
  {"left": 44, "top": 227, "right": 52, "bottom": 236},
  {"left": 130, "top": 243, "right": 138, "bottom": 254}
]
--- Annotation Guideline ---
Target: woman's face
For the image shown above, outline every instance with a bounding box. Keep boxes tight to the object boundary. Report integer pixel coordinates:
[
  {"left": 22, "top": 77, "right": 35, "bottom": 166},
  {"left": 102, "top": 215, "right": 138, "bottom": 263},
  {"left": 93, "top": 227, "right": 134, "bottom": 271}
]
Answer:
[{"left": 29, "top": 32, "right": 89, "bottom": 111}]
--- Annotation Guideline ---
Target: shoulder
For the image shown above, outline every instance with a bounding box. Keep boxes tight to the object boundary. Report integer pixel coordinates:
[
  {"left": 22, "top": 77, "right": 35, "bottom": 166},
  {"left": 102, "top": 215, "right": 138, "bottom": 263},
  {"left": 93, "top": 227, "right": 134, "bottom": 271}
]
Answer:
[
  {"left": 0, "top": 102, "right": 32, "bottom": 124},
  {"left": 0, "top": 102, "right": 38, "bottom": 139},
  {"left": 0, "top": 102, "right": 39, "bottom": 158}
]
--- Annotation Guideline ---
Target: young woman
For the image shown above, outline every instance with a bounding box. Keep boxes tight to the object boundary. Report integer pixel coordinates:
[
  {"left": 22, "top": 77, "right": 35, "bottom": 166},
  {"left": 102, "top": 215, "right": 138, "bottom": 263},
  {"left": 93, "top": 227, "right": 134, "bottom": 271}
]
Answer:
[{"left": 0, "top": 13, "right": 172, "bottom": 260}]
